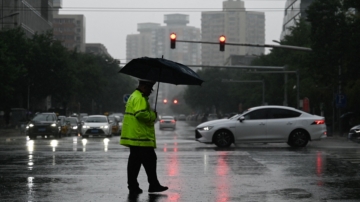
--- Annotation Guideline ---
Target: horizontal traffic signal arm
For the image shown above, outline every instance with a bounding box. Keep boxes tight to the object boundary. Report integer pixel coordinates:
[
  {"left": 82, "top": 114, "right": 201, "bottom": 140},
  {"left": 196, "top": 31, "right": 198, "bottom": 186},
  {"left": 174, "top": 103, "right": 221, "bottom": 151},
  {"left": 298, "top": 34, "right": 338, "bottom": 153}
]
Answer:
[{"left": 173, "top": 39, "right": 312, "bottom": 52}]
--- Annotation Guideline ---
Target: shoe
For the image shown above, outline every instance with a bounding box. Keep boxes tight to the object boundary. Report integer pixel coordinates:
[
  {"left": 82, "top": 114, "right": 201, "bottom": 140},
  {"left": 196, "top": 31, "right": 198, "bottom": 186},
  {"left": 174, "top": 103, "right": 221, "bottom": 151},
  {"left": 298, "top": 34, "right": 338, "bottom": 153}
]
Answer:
[
  {"left": 148, "top": 185, "right": 168, "bottom": 192},
  {"left": 129, "top": 187, "right": 143, "bottom": 195}
]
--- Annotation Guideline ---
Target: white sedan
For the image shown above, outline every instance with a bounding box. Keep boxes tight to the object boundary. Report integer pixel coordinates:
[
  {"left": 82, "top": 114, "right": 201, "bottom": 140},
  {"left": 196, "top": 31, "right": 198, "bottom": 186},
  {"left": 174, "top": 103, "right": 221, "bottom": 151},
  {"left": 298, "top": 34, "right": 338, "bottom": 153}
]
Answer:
[
  {"left": 196, "top": 105, "right": 327, "bottom": 147},
  {"left": 81, "top": 115, "right": 112, "bottom": 138}
]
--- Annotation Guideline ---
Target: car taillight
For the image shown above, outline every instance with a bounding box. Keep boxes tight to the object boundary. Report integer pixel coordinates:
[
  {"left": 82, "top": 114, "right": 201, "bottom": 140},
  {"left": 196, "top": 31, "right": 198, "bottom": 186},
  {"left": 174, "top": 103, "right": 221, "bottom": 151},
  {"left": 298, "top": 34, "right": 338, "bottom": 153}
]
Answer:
[
  {"left": 171, "top": 120, "right": 175, "bottom": 123},
  {"left": 160, "top": 120, "right": 164, "bottom": 123},
  {"left": 312, "top": 120, "right": 325, "bottom": 125}
]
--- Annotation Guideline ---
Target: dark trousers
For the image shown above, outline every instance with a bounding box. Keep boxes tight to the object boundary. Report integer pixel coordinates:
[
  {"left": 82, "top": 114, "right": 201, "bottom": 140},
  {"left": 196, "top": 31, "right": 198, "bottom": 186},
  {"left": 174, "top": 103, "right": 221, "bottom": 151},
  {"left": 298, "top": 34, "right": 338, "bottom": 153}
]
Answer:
[{"left": 127, "top": 146, "right": 160, "bottom": 190}]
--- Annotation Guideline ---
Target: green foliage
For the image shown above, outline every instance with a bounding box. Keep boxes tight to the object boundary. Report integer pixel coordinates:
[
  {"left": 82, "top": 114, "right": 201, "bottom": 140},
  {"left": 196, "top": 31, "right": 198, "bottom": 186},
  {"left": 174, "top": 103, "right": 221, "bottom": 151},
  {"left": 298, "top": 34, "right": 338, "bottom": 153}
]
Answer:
[{"left": 0, "top": 29, "right": 135, "bottom": 114}]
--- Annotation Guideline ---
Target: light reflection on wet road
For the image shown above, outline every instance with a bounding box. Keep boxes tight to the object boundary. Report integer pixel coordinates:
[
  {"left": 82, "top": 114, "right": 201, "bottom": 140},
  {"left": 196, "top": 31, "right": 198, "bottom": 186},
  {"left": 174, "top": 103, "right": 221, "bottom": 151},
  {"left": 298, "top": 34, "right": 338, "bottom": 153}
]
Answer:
[{"left": 0, "top": 121, "right": 360, "bottom": 202}]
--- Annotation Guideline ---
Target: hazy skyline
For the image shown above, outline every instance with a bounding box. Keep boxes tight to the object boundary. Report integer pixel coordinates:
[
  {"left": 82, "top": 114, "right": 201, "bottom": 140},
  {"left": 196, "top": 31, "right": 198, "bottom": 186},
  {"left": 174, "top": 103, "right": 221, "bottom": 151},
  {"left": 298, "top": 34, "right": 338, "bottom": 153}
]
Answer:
[{"left": 60, "top": 0, "right": 286, "bottom": 62}]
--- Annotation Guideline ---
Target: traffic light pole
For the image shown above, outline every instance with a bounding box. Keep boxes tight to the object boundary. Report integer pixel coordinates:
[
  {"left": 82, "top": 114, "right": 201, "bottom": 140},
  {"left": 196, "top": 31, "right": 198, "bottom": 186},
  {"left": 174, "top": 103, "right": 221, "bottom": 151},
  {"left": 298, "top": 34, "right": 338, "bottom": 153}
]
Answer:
[{"left": 175, "top": 39, "right": 312, "bottom": 52}]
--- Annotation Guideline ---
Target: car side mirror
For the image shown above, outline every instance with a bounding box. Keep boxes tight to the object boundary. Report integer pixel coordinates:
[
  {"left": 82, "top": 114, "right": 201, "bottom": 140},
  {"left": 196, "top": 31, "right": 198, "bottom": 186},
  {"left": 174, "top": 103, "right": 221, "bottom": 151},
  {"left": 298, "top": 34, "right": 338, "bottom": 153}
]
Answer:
[{"left": 239, "top": 116, "right": 245, "bottom": 122}]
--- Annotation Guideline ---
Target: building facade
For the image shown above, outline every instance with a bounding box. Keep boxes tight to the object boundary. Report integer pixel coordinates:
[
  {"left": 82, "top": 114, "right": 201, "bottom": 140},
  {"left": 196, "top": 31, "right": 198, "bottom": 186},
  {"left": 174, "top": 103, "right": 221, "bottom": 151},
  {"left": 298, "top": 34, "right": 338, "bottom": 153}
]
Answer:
[
  {"left": 126, "top": 14, "right": 201, "bottom": 112},
  {"left": 126, "top": 14, "right": 201, "bottom": 66},
  {"left": 0, "top": 0, "right": 53, "bottom": 37},
  {"left": 280, "top": 0, "right": 314, "bottom": 40},
  {"left": 201, "top": 0, "right": 265, "bottom": 65},
  {"left": 52, "top": 0, "right": 86, "bottom": 52}
]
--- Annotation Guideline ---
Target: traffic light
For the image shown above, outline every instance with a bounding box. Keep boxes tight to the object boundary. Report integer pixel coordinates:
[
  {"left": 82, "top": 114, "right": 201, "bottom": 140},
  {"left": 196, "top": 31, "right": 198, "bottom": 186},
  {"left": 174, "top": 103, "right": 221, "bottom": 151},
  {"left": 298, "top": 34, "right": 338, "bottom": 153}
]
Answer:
[
  {"left": 219, "top": 35, "right": 226, "bottom": 51},
  {"left": 163, "top": 99, "right": 168, "bottom": 104},
  {"left": 170, "top": 33, "right": 176, "bottom": 49},
  {"left": 173, "top": 99, "right": 178, "bottom": 104}
]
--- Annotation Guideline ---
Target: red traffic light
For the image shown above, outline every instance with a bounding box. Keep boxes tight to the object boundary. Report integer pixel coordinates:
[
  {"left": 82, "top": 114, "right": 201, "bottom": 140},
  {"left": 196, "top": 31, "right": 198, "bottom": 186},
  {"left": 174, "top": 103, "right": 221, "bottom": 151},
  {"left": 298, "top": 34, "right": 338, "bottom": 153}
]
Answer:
[
  {"left": 173, "top": 99, "right": 178, "bottom": 104},
  {"left": 219, "top": 35, "right": 225, "bottom": 51},
  {"left": 170, "top": 33, "right": 176, "bottom": 49},
  {"left": 163, "top": 99, "right": 168, "bottom": 104},
  {"left": 219, "top": 35, "right": 226, "bottom": 42}
]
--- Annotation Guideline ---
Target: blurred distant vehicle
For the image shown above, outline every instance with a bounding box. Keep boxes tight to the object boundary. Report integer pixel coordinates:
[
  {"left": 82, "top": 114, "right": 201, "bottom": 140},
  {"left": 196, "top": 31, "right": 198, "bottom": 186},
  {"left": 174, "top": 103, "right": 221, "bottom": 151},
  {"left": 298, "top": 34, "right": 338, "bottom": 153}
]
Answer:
[
  {"left": 79, "top": 113, "right": 89, "bottom": 121},
  {"left": 111, "top": 113, "right": 124, "bottom": 121},
  {"left": 66, "top": 117, "right": 80, "bottom": 136},
  {"left": 348, "top": 124, "right": 360, "bottom": 143},
  {"left": 58, "top": 116, "right": 69, "bottom": 136},
  {"left": 196, "top": 105, "right": 327, "bottom": 148},
  {"left": 81, "top": 115, "right": 112, "bottom": 138},
  {"left": 178, "top": 114, "right": 186, "bottom": 121},
  {"left": 27, "top": 112, "right": 61, "bottom": 139},
  {"left": 159, "top": 116, "right": 176, "bottom": 130},
  {"left": 207, "top": 114, "right": 218, "bottom": 121},
  {"left": 108, "top": 115, "right": 121, "bottom": 135}
]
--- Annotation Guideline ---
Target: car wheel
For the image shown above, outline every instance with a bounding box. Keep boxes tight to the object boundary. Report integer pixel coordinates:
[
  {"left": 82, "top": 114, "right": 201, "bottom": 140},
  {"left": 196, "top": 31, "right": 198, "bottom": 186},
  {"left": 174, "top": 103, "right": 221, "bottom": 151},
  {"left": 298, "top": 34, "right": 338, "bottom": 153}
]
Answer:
[
  {"left": 288, "top": 129, "right": 309, "bottom": 147},
  {"left": 213, "top": 130, "right": 233, "bottom": 148}
]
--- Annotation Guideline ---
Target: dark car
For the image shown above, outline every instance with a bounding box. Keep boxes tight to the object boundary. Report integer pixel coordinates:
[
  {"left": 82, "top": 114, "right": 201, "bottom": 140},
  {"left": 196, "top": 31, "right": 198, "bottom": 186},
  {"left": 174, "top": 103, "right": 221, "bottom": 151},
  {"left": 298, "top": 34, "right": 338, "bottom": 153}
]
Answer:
[
  {"left": 27, "top": 112, "right": 61, "bottom": 139},
  {"left": 66, "top": 117, "right": 80, "bottom": 136}
]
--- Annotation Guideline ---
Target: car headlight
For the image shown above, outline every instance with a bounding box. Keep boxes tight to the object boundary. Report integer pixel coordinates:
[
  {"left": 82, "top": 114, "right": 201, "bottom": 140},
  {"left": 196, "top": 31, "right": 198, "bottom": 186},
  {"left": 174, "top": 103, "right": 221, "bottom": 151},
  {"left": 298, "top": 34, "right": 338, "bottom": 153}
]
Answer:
[
  {"left": 51, "top": 123, "right": 57, "bottom": 127},
  {"left": 82, "top": 125, "right": 89, "bottom": 129},
  {"left": 72, "top": 126, "right": 78, "bottom": 129},
  {"left": 28, "top": 124, "right": 34, "bottom": 127},
  {"left": 198, "top": 126, "right": 213, "bottom": 131},
  {"left": 100, "top": 125, "right": 109, "bottom": 129}
]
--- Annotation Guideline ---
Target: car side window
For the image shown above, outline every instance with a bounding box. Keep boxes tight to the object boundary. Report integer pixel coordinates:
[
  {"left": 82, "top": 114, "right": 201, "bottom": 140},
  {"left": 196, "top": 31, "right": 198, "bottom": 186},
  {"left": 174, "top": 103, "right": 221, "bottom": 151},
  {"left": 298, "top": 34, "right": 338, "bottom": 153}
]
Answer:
[
  {"left": 269, "top": 108, "right": 301, "bottom": 119},
  {"left": 244, "top": 109, "right": 268, "bottom": 120}
]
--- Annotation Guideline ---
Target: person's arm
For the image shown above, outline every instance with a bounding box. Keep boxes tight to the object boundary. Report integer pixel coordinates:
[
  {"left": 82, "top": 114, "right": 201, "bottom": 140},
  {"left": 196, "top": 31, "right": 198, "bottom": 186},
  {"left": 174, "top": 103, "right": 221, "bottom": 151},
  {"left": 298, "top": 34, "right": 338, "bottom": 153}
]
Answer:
[{"left": 133, "top": 97, "right": 156, "bottom": 123}]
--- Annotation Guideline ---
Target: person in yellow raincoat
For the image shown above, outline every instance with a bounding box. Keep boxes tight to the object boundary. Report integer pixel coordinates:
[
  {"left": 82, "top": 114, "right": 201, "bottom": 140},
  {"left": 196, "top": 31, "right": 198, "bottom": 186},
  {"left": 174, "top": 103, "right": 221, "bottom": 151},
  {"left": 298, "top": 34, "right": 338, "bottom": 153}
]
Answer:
[{"left": 120, "top": 79, "right": 168, "bottom": 194}]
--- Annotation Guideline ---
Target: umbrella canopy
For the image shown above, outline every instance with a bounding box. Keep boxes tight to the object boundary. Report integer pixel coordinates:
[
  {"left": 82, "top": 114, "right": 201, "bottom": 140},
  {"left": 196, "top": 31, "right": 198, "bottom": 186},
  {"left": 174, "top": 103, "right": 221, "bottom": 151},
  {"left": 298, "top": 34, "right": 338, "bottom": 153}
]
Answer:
[
  {"left": 119, "top": 57, "right": 203, "bottom": 85},
  {"left": 119, "top": 57, "right": 204, "bottom": 111}
]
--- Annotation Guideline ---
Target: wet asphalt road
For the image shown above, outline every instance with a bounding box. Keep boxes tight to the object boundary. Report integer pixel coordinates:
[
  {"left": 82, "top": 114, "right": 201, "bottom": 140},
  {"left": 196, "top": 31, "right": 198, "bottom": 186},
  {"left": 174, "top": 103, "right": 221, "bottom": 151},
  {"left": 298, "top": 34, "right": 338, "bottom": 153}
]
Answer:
[{"left": 0, "top": 121, "right": 360, "bottom": 202}]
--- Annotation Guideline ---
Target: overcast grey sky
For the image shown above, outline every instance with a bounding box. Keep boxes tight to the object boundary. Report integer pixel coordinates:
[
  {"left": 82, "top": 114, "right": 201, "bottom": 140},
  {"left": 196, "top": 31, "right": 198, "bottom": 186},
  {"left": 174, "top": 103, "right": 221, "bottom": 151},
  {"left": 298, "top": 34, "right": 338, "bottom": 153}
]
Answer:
[{"left": 60, "top": 0, "right": 286, "bottom": 61}]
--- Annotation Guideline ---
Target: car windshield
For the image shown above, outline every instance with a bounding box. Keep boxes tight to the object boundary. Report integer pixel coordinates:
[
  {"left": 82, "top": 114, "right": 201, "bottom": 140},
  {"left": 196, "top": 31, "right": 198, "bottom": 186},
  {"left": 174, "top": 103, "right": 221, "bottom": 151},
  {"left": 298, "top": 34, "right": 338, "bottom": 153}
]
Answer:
[
  {"left": 85, "top": 117, "right": 107, "bottom": 123},
  {"left": 108, "top": 117, "right": 115, "bottom": 121},
  {"left": 67, "top": 118, "right": 78, "bottom": 123},
  {"left": 162, "top": 116, "right": 174, "bottom": 120},
  {"left": 33, "top": 114, "right": 55, "bottom": 121}
]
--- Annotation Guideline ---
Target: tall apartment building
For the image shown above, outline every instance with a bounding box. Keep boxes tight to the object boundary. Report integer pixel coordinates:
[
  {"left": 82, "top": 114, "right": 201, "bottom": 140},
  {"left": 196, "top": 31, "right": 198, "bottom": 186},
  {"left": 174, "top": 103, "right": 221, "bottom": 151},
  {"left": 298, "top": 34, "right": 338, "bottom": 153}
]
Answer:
[
  {"left": 0, "top": 0, "right": 53, "bottom": 37},
  {"left": 280, "top": 0, "right": 314, "bottom": 40},
  {"left": 201, "top": 0, "right": 265, "bottom": 65},
  {"left": 52, "top": 0, "right": 86, "bottom": 52},
  {"left": 126, "top": 14, "right": 201, "bottom": 111},
  {"left": 126, "top": 23, "right": 160, "bottom": 61},
  {"left": 126, "top": 14, "right": 201, "bottom": 65}
]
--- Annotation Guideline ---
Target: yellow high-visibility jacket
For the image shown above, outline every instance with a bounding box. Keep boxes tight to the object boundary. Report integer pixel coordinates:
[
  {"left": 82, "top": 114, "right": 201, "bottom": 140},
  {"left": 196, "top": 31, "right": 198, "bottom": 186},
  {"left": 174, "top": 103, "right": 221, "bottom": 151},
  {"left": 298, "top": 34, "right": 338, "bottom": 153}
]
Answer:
[{"left": 120, "top": 89, "right": 157, "bottom": 148}]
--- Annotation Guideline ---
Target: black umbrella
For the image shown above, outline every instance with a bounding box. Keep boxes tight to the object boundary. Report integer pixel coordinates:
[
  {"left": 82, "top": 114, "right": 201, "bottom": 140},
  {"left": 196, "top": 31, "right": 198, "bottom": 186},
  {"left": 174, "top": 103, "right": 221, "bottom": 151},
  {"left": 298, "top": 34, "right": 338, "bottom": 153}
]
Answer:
[{"left": 119, "top": 57, "right": 204, "bottom": 110}]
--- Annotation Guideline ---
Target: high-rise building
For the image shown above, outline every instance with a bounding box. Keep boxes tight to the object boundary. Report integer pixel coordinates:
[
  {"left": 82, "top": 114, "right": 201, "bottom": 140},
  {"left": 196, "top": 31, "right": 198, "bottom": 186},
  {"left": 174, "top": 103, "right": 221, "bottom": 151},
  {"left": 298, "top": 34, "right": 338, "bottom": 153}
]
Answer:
[
  {"left": 280, "top": 0, "right": 314, "bottom": 40},
  {"left": 53, "top": 0, "right": 86, "bottom": 52},
  {"left": 126, "top": 23, "right": 160, "bottom": 61},
  {"left": 126, "top": 14, "right": 201, "bottom": 66},
  {"left": 126, "top": 14, "right": 201, "bottom": 112},
  {"left": 201, "top": 0, "right": 265, "bottom": 65},
  {"left": 0, "top": 0, "right": 53, "bottom": 38}
]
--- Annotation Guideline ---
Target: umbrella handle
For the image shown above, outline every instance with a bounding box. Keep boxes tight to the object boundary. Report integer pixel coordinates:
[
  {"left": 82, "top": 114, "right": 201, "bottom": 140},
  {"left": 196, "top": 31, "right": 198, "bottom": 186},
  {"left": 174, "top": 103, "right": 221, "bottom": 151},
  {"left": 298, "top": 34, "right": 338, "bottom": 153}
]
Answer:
[{"left": 155, "top": 81, "right": 160, "bottom": 111}]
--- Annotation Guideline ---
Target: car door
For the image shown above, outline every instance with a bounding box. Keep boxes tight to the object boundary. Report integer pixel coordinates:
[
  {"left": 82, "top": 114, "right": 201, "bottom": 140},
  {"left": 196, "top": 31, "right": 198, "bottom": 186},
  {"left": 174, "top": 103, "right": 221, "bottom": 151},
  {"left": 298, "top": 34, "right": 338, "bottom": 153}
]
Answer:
[
  {"left": 266, "top": 108, "right": 301, "bottom": 141},
  {"left": 235, "top": 109, "right": 269, "bottom": 142}
]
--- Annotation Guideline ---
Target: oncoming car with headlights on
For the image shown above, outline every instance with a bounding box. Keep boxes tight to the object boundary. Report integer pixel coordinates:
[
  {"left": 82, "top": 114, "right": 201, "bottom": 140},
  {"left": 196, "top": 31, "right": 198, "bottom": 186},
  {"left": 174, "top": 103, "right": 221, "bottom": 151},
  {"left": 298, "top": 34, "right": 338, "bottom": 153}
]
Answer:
[
  {"left": 195, "top": 105, "right": 327, "bottom": 148},
  {"left": 81, "top": 115, "right": 112, "bottom": 138}
]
